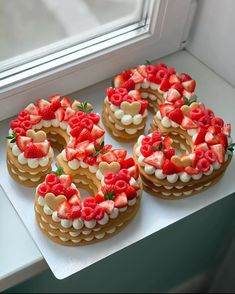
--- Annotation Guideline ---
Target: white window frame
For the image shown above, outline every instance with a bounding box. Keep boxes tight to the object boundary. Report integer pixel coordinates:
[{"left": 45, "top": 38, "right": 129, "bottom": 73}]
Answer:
[{"left": 0, "top": 0, "right": 196, "bottom": 121}]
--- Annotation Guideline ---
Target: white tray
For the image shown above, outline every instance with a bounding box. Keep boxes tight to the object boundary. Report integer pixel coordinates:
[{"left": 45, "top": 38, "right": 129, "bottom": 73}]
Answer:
[{"left": 1, "top": 91, "right": 235, "bottom": 280}]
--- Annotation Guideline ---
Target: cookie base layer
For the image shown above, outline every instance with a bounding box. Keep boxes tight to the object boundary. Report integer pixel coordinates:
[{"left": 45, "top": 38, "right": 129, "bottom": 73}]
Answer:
[
  {"left": 35, "top": 196, "right": 141, "bottom": 246},
  {"left": 133, "top": 143, "right": 232, "bottom": 200}
]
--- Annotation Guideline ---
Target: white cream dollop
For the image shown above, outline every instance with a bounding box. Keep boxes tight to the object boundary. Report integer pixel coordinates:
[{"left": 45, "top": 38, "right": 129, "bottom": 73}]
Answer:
[
  {"left": 121, "top": 114, "right": 133, "bottom": 125},
  {"left": 155, "top": 169, "right": 166, "bottom": 180},
  {"left": 114, "top": 109, "right": 124, "bottom": 119}
]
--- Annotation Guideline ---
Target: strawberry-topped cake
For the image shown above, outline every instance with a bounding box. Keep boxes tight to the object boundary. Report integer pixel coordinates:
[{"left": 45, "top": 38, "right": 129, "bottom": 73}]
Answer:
[
  {"left": 133, "top": 120, "right": 233, "bottom": 199},
  {"left": 35, "top": 162, "right": 141, "bottom": 245},
  {"left": 6, "top": 96, "right": 104, "bottom": 186},
  {"left": 6, "top": 95, "right": 142, "bottom": 245},
  {"left": 102, "top": 62, "right": 196, "bottom": 141},
  {"left": 102, "top": 87, "right": 148, "bottom": 141}
]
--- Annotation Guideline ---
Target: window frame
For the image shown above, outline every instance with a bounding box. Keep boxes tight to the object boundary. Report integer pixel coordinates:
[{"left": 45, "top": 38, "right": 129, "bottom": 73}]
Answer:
[{"left": 0, "top": 0, "right": 195, "bottom": 121}]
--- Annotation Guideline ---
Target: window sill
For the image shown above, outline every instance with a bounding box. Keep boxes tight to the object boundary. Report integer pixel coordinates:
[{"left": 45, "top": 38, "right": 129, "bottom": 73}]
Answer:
[{"left": 1, "top": 50, "right": 235, "bottom": 290}]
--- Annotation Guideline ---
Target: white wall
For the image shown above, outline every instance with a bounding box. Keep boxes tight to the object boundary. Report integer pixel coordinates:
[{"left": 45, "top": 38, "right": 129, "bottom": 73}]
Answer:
[{"left": 187, "top": 0, "right": 235, "bottom": 87}]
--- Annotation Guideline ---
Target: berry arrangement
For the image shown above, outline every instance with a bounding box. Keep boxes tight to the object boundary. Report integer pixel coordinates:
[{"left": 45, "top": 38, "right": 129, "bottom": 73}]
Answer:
[
  {"left": 113, "top": 63, "right": 196, "bottom": 101},
  {"left": 37, "top": 164, "right": 140, "bottom": 221},
  {"left": 139, "top": 131, "right": 233, "bottom": 176}
]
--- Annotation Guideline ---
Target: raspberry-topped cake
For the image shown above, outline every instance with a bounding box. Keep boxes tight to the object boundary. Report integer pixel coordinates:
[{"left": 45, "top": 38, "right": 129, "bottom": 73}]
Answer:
[
  {"left": 102, "top": 87, "right": 148, "bottom": 141},
  {"left": 7, "top": 95, "right": 142, "bottom": 245},
  {"left": 102, "top": 63, "right": 196, "bottom": 141},
  {"left": 35, "top": 162, "right": 141, "bottom": 245}
]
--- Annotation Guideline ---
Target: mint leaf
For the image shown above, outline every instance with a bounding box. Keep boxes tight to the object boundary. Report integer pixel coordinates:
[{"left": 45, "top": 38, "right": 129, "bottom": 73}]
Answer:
[
  {"left": 145, "top": 59, "right": 152, "bottom": 65},
  {"left": 53, "top": 166, "right": 64, "bottom": 176},
  {"left": 104, "top": 190, "right": 115, "bottom": 200},
  {"left": 151, "top": 141, "right": 163, "bottom": 151}
]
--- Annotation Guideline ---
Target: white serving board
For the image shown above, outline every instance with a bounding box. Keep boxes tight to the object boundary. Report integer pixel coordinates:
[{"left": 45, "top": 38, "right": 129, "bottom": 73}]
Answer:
[{"left": 1, "top": 51, "right": 235, "bottom": 279}]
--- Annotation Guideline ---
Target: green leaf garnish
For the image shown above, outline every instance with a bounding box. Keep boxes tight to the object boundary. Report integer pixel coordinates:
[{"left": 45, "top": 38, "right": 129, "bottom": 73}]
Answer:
[
  {"left": 93, "top": 141, "right": 106, "bottom": 157},
  {"left": 151, "top": 141, "right": 163, "bottom": 151},
  {"left": 104, "top": 190, "right": 115, "bottom": 200},
  {"left": 227, "top": 142, "right": 235, "bottom": 155},
  {"left": 183, "top": 95, "right": 198, "bottom": 106},
  {"left": 6, "top": 131, "right": 17, "bottom": 143},
  {"left": 77, "top": 102, "right": 93, "bottom": 114},
  {"left": 52, "top": 166, "right": 64, "bottom": 176},
  {"left": 111, "top": 78, "right": 115, "bottom": 88},
  {"left": 145, "top": 59, "right": 152, "bottom": 65}
]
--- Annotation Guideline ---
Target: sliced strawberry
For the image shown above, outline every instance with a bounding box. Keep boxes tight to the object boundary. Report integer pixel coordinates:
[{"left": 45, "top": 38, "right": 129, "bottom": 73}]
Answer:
[
  {"left": 120, "top": 157, "right": 135, "bottom": 169},
  {"left": 112, "top": 149, "right": 127, "bottom": 162},
  {"left": 114, "top": 74, "right": 125, "bottom": 88},
  {"left": 83, "top": 155, "right": 96, "bottom": 166},
  {"left": 128, "top": 165, "right": 139, "bottom": 180},
  {"left": 156, "top": 63, "right": 167, "bottom": 71},
  {"left": 85, "top": 142, "right": 95, "bottom": 155},
  {"left": 65, "top": 187, "right": 78, "bottom": 199},
  {"left": 217, "top": 133, "right": 228, "bottom": 149},
  {"left": 77, "top": 129, "right": 92, "bottom": 143},
  {"left": 162, "top": 159, "right": 183, "bottom": 175},
  {"left": 49, "top": 95, "right": 60, "bottom": 103},
  {"left": 164, "top": 148, "right": 175, "bottom": 159},
  {"left": 205, "top": 132, "right": 219, "bottom": 145},
  {"left": 140, "top": 145, "right": 154, "bottom": 157},
  {"left": 24, "top": 143, "right": 44, "bottom": 158},
  {"left": 222, "top": 124, "right": 231, "bottom": 136},
  {"left": 194, "top": 143, "right": 209, "bottom": 152},
  {"left": 35, "top": 142, "right": 50, "bottom": 156},
  {"left": 60, "top": 174, "right": 72, "bottom": 187},
  {"left": 37, "top": 99, "right": 50, "bottom": 110},
  {"left": 167, "top": 67, "right": 176, "bottom": 75},
  {"left": 126, "top": 186, "right": 137, "bottom": 200},
  {"left": 198, "top": 115, "right": 211, "bottom": 128},
  {"left": 118, "top": 169, "right": 131, "bottom": 182},
  {"left": 139, "top": 100, "right": 148, "bottom": 115},
  {"left": 25, "top": 103, "right": 39, "bottom": 115},
  {"left": 184, "top": 166, "right": 199, "bottom": 175},
  {"left": 29, "top": 114, "right": 42, "bottom": 124},
  {"left": 57, "top": 201, "right": 70, "bottom": 219},
  {"left": 179, "top": 73, "right": 192, "bottom": 82},
  {"left": 137, "top": 65, "right": 147, "bottom": 77},
  {"left": 39, "top": 107, "right": 55, "bottom": 120},
  {"left": 159, "top": 78, "right": 171, "bottom": 92},
  {"left": 210, "top": 144, "right": 225, "bottom": 164},
  {"left": 114, "top": 193, "right": 128, "bottom": 208},
  {"left": 171, "top": 83, "right": 184, "bottom": 94},
  {"left": 144, "top": 151, "right": 165, "bottom": 169},
  {"left": 67, "top": 205, "right": 81, "bottom": 220},
  {"left": 181, "top": 116, "right": 198, "bottom": 129},
  {"left": 70, "top": 126, "right": 82, "bottom": 137},
  {"left": 163, "top": 136, "right": 172, "bottom": 149},
  {"left": 76, "top": 140, "right": 90, "bottom": 151},
  {"left": 16, "top": 136, "right": 32, "bottom": 151},
  {"left": 166, "top": 88, "right": 181, "bottom": 102},
  {"left": 50, "top": 98, "right": 61, "bottom": 112},
  {"left": 131, "top": 71, "right": 144, "bottom": 84},
  {"left": 121, "top": 79, "right": 136, "bottom": 91},
  {"left": 159, "top": 104, "right": 175, "bottom": 117},
  {"left": 169, "top": 74, "right": 181, "bottom": 85},
  {"left": 101, "top": 151, "right": 117, "bottom": 163},
  {"left": 208, "top": 125, "right": 221, "bottom": 135},
  {"left": 128, "top": 90, "right": 141, "bottom": 100},
  {"left": 18, "top": 111, "right": 30, "bottom": 122},
  {"left": 13, "top": 127, "right": 26, "bottom": 136},
  {"left": 168, "top": 108, "right": 183, "bottom": 124},
  {"left": 182, "top": 80, "right": 196, "bottom": 92},
  {"left": 204, "top": 108, "right": 215, "bottom": 118},
  {"left": 55, "top": 107, "right": 65, "bottom": 122},
  {"left": 91, "top": 124, "right": 105, "bottom": 139},
  {"left": 60, "top": 97, "right": 71, "bottom": 109},
  {"left": 64, "top": 107, "right": 75, "bottom": 121},
  {"left": 211, "top": 117, "right": 224, "bottom": 127},
  {"left": 193, "top": 150, "right": 205, "bottom": 167},
  {"left": 194, "top": 128, "right": 207, "bottom": 145},
  {"left": 99, "top": 200, "right": 114, "bottom": 214},
  {"left": 66, "top": 147, "right": 77, "bottom": 160}
]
